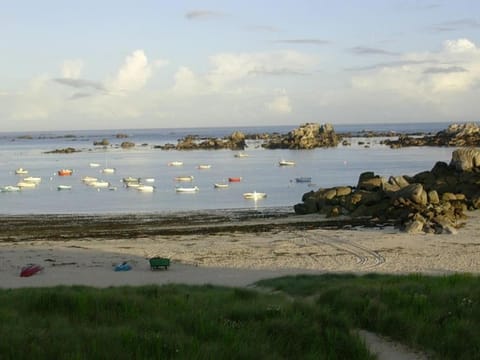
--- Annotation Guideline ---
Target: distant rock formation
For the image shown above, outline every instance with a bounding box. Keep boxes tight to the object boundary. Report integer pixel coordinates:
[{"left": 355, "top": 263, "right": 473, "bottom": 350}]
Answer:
[
  {"left": 44, "top": 147, "right": 80, "bottom": 154},
  {"left": 294, "top": 148, "right": 480, "bottom": 234},
  {"left": 157, "top": 131, "right": 246, "bottom": 150},
  {"left": 383, "top": 122, "right": 480, "bottom": 148},
  {"left": 262, "top": 123, "right": 340, "bottom": 149},
  {"left": 120, "top": 141, "right": 135, "bottom": 149},
  {"left": 93, "top": 138, "right": 110, "bottom": 146}
]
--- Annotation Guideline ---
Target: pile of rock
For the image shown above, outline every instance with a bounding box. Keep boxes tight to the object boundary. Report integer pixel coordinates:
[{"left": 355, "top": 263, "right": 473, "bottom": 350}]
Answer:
[
  {"left": 383, "top": 122, "right": 480, "bottom": 148},
  {"left": 157, "top": 131, "right": 247, "bottom": 151},
  {"left": 294, "top": 148, "right": 480, "bottom": 234},
  {"left": 262, "top": 123, "right": 340, "bottom": 149}
]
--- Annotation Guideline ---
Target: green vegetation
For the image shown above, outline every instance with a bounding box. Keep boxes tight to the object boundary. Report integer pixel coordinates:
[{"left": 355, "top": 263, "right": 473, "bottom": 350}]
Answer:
[
  {"left": 257, "top": 273, "right": 480, "bottom": 360},
  {"left": 0, "top": 284, "right": 372, "bottom": 359}
]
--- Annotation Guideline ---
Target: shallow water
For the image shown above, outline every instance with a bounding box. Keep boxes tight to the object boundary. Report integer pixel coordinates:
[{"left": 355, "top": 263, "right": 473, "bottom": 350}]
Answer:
[{"left": 0, "top": 125, "right": 456, "bottom": 214}]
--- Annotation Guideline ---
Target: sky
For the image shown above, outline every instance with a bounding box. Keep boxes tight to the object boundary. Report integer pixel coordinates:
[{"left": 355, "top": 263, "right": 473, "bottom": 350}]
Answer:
[{"left": 1, "top": 0, "right": 480, "bottom": 131}]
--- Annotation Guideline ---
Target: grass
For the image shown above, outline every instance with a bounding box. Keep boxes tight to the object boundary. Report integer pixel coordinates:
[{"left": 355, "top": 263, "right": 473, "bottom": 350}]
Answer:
[
  {"left": 0, "top": 284, "right": 373, "bottom": 359},
  {"left": 257, "top": 273, "right": 480, "bottom": 360}
]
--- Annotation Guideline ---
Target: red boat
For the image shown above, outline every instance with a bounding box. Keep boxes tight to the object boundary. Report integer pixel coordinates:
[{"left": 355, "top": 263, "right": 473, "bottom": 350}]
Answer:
[
  {"left": 228, "top": 177, "right": 242, "bottom": 182},
  {"left": 58, "top": 169, "right": 73, "bottom": 176},
  {"left": 20, "top": 264, "right": 43, "bottom": 277}
]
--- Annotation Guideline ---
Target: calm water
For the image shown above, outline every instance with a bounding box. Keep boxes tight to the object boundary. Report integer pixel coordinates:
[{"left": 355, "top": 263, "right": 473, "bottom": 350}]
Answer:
[{"left": 0, "top": 123, "right": 457, "bottom": 214}]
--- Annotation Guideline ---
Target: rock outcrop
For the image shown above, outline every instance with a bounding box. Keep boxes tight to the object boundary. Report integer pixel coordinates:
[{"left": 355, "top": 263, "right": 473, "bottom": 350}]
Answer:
[
  {"left": 157, "top": 131, "right": 246, "bottom": 151},
  {"left": 294, "top": 148, "right": 480, "bottom": 234},
  {"left": 383, "top": 123, "right": 480, "bottom": 148},
  {"left": 262, "top": 123, "right": 340, "bottom": 149}
]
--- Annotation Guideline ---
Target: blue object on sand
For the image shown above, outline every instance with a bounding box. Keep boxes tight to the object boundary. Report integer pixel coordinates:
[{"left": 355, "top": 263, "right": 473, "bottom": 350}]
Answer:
[{"left": 114, "top": 262, "right": 132, "bottom": 271}]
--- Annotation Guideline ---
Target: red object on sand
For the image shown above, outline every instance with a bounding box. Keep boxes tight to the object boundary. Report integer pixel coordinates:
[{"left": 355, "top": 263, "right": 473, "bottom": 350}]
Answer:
[
  {"left": 20, "top": 264, "right": 43, "bottom": 277},
  {"left": 228, "top": 177, "right": 242, "bottom": 182}
]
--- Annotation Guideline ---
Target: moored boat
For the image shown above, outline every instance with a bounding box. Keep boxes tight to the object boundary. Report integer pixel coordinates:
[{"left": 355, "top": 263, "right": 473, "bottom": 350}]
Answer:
[
  {"left": 102, "top": 168, "right": 116, "bottom": 174},
  {"left": 137, "top": 185, "right": 155, "bottom": 192},
  {"left": 234, "top": 152, "right": 249, "bottom": 158},
  {"left": 17, "top": 181, "right": 37, "bottom": 189},
  {"left": 175, "top": 186, "right": 199, "bottom": 193},
  {"left": 295, "top": 177, "right": 312, "bottom": 183},
  {"left": 175, "top": 175, "right": 194, "bottom": 182},
  {"left": 214, "top": 183, "right": 229, "bottom": 189},
  {"left": 89, "top": 180, "right": 110, "bottom": 188},
  {"left": 228, "top": 177, "right": 242, "bottom": 182},
  {"left": 23, "top": 176, "right": 42, "bottom": 183},
  {"left": 243, "top": 191, "right": 267, "bottom": 200},
  {"left": 279, "top": 160, "right": 296, "bottom": 166},
  {"left": 57, "top": 185, "right": 72, "bottom": 190},
  {"left": 20, "top": 264, "right": 43, "bottom": 277},
  {"left": 58, "top": 169, "right": 73, "bottom": 176},
  {"left": 89, "top": 162, "right": 101, "bottom": 167},
  {"left": 197, "top": 164, "right": 211, "bottom": 169},
  {"left": 15, "top": 168, "right": 28, "bottom": 175},
  {"left": 168, "top": 161, "right": 183, "bottom": 166},
  {"left": 2, "top": 185, "right": 21, "bottom": 192},
  {"left": 82, "top": 176, "right": 98, "bottom": 184}
]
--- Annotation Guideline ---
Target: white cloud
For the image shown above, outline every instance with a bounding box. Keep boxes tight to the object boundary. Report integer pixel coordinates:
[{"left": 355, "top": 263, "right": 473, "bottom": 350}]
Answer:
[
  {"left": 61, "top": 60, "right": 83, "bottom": 79},
  {"left": 443, "top": 38, "right": 476, "bottom": 53},
  {"left": 265, "top": 94, "right": 292, "bottom": 114},
  {"left": 109, "top": 50, "right": 152, "bottom": 93},
  {"left": 172, "top": 66, "right": 204, "bottom": 95}
]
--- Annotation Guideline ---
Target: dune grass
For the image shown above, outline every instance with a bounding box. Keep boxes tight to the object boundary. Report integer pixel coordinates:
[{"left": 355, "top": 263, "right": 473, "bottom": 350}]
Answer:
[
  {"left": 257, "top": 273, "right": 480, "bottom": 360},
  {"left": 0, "top": 284, "right": 373, "bottom": 359}
]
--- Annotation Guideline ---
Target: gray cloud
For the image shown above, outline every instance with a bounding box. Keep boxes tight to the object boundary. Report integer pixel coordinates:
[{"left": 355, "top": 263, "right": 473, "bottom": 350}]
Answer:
[
  {"left": 246, "top": 25, "right": 280, "bottom": 33},
  {"left": 185, "top": 10, "right": 226, "bottom": 20},
  {"left": 248, "top": 67, "right": 308, "bottom": 76},
  {"left": 53, "top": 78, "right": 105, "bottom": 91},
  {"left": 274, "top": 39, "right": 329, "bottom": 45},
  {"left": 69, "top": 92, "right": 93, "bottom": 100},
  {"left": 350, "top": 46, "right": 400, "bottom": 56},
  {"left": 423, "top": 66, "right": 468, "bottom": 74},
  {"left": 346, "top": 59, "right": 436, "bottom": 71},
  {"left": 430, "top": 18, "right": 480, "bottom": 32}
]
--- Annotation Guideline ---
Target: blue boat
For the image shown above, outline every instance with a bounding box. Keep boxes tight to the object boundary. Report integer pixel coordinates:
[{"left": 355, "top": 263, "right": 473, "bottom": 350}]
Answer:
[{"left": 114, "top": 262, "right": 132, "bottom": 271}]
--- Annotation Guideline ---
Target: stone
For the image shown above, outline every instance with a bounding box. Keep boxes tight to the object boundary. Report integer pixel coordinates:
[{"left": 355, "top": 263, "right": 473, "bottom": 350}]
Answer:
[{"left": 450, "top": 148, "right": 480, "bottom": 171}]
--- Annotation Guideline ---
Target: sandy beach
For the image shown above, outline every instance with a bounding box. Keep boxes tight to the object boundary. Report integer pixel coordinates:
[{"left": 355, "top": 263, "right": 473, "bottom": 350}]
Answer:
[{"left": 1, "top": 210, "right": 479, "bottom": 289}]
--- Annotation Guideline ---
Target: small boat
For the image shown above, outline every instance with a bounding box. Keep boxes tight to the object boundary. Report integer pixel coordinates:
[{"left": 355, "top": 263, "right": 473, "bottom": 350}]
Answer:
[
  {"left": 20, "top": 264, "right": 43, "bottom": 277},
  {"left": 23, "top": 176, "right": 41, "bottom": 183},
  {"left": 243, "top": 191, "right": 267, "bottom": 200},
  {"left": 125, "top": 182, "right": 141, "bottom": 188},
  {"left": 89, "top": 162, "right": 101, "bottom": 167},
  {"left": 295, "top": 177, "right": 312, "bottom": 183},
  {"left": 279, "top": 160, "right": 296, "bottom": 166},
  {"left": 89, "top": 180, "right": 110, "bottom": 188},
  {"left": 143, "top": 178, "right": 155, "bottom": 183},
  {"left": 228, "top": 177, "right": 242, "bottom": 182},
  {"left": 2, "top": 185, "right": 21, "bottom": 192},
  {"left": 214, "top": 183, "right": 229, "bottom": 189},
  {"left": 122, "top": 176, "right": 140, "bottom": 183},
  {"left": 102, "top": 168, "right": 116, "bottom": 174},
  {"left": 57, "top": 185, "right": 72, "bottom": 190},
  {"left": 17, "top": 181, "right": 37, "bottom": 189},
  {"left": 197, "top": 164, "right": 211, "bottom": 169},
  {"left": 82, "top": 176, "right": 98, "bottom": 183},
  {"left": 175, "top": 175, "right": 194, "bottom": 182},
  {"left": 175, "top": 186, "right": 199, "bottom": 193},
  {"left": 234, "top": 152, "right": 249, "bottom": 158},
  {"left": 58, "top": 169, "right": 73, "bottom": 176},
  {"left": 114, "top": 262, "right": 132, "bottom": 272},
  {"left": 168, "top": 161, "right": 183, "bottom": 166},
  {"left": 15, "top": 168, "right": 28, "bottom": 175},
  {"left": 137, "top": 185, "right": 155, "bottom": 192}
]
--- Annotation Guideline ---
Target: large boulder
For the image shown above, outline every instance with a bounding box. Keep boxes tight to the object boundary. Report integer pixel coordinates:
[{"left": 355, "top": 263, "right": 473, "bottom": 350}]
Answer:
[{"left": 450, "top": 148, "right": 480, "bottom": 171}]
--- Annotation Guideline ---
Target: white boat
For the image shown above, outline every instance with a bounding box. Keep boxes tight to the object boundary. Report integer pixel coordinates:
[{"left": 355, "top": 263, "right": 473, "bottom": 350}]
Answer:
[
  {"left": 2, "top": 185, "right": 21, "bottom": 192},
  {"left": 243, "top": 191, "right": 267, "bottom": 200},
  {"left": 82, "top": 176, "right": 98, "bottom": 184},
  {"left": 89, "top": 162, "right": 101, "bottom": 168},
  {"left": 234, "top": 152, "right": 249, "bottom": 158},
  {"left": 57, "top": 185, "right": 72, "bottom": 190},
  {"left": 143, "top": 178, "right": 155, "bottom": 183},
  {"left": 23, "top": 176, "right": 41, "bottom": 183},
  {"left": 137, "top": 185, "right": 155, "bottom": 192},
  {"left": 175, "top": 175, "right": 194, "bottom": 182},
  {"left": 197, "top": 164, "right": 211, "bottom": 169},
  {"left": 279, "top": 160, "right": 296, "bottom": 166},
  {"left": 214, "top": 183, "right": 229, "bottom": 189},
  {"left": 175, "top": 186, "right": 199, "bottom": 193},
  {"left": 125, "top": 182, "right": 141, "bottom": 188},
  {"left": 168, "top": 161, "right": 183, "bottom": 166},
  {"left": 89, "top": 180, "right": 110, "bottom": 188},
  {"left": 102, "top": 168, "right": 116, "bottom": 174},
  {"left": 17, "top": 181, "right": 37, "bottom": 189},
  {"left": 15, "top": 168, "right": 28, "bottom": 175},
  {"left": 122, "top": 176, "right": 140, "bottom": 183}
]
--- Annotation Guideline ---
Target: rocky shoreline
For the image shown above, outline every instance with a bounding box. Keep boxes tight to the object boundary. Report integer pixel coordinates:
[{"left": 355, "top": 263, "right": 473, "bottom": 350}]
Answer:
[{"left": 294, "top": 148, "right": 480, "bottom": 234}]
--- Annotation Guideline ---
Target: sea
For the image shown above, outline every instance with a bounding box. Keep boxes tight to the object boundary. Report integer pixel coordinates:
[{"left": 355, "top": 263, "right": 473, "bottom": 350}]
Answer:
[{"left": 0, "top": 122, "right": 458, "bottom": 215}]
